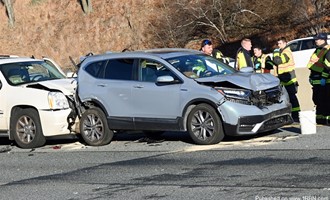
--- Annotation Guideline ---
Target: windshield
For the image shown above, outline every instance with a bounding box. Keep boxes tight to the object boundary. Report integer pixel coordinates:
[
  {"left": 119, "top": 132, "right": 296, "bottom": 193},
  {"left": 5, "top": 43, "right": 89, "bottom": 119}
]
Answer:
[
  {"left": 166, "top": 54, "right": 236, "bottom": 79},
  {"left": 0, "top": 61, "right": 66, "bottom": 86}
]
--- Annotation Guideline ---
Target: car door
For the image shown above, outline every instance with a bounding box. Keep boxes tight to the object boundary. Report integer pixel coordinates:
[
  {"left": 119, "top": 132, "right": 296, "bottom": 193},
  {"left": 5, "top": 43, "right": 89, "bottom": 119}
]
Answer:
[
  {"left": 130, "top": 58, "right": 182, "bottom": 120},
  {"left": 0, "top": 75, "right": 7, "bottom": 131},
  {"left": 99, "top": 58, "right": 136, "bottom": 118}
]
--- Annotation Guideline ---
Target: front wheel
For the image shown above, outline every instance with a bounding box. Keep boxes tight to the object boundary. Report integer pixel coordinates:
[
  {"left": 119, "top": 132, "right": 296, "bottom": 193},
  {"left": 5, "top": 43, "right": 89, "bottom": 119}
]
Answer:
[
  {"left": 79, "top": 107, "right": 113, "bottom": 146},
  {"left": 187, "top": 104, "right": 224, "bottom": 145},
  {"left": 11, "top": 108, "right": 46, "bottom": 149}
]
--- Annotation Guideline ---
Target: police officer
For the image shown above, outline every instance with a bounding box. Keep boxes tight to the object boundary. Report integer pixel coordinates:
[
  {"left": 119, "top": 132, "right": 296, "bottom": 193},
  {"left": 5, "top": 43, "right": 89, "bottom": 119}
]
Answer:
[
  {"left": 235, "top": 38, "right": 254, "bottom": 70},
  {"left": 253, "top": 45, "right": 275, "bottom": 74},
  {"left": 273, "top": 37, "right": 301, "bottom": 122},
  {"left": 200, "top": 39, "right": 230, "bottom": 64},
  {"left": 307, "top": 33, "right": 330, "bottom": 125}
]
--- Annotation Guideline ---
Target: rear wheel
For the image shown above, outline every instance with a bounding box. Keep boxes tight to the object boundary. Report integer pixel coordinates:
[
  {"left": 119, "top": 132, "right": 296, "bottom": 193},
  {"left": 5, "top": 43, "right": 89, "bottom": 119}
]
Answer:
[
  {"left": 187, "top": 104, "right": 224, "bottom": 145},
  {"left": 80, "top": 107, "right": 113, "bottom": 146},
  {"left": 11, "top": 108, "right": 46, "bottom": 149}
]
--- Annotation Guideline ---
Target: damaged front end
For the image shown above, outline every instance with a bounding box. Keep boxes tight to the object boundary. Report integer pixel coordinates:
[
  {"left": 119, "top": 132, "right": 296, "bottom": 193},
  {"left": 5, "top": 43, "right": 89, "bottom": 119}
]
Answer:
[
  {"left": 197, "top": 74, "right": 293, "bottom": 136},
  {"left": 216, "top": 85, "right": 282, "bottom": 108},
  {"left": 26, "top": 79, "right": 80, "bottom": 133}
]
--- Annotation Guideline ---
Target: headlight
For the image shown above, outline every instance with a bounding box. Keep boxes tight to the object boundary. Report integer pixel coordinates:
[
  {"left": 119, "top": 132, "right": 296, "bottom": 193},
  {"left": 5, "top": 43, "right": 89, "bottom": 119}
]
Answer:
[
  {"left": 216, "top": 87, "right": 251, "bottom": 101},
  {"left": 48, "top": 92, "right": 69, "bottom": 109}
]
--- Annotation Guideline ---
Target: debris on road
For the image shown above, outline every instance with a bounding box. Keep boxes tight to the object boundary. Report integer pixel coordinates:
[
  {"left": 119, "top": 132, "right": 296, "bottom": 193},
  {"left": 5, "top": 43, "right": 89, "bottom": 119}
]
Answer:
[{"left": 0, "top": 145, "right": 12, "bottom": 153}]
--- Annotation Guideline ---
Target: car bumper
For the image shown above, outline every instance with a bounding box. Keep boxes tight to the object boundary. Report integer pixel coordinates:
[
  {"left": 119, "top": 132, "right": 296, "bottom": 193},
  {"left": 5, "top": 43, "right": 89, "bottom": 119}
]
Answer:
[
  {"left": 218, "top": 101, "right": 293, "bottom": 136},
  {"left": 39, "top": 108, "right": 73, "bottom": 137}
]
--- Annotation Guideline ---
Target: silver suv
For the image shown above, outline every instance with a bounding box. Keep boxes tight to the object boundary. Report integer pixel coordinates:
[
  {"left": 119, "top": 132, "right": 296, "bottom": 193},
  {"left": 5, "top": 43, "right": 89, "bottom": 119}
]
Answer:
[{"left": 77, "top": 49, "right": 293, "bottom": 146}]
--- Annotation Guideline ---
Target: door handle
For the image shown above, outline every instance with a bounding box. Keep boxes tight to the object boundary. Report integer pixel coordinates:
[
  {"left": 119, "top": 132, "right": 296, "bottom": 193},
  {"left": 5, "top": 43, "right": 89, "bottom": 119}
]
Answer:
[{"left": 97, "top": 84, "right": 107, "bottom": 87}]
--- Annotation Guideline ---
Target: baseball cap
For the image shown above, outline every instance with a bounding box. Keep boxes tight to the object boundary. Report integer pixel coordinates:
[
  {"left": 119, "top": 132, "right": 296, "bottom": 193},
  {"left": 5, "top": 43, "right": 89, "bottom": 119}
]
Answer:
[
  {"left": 201, "top": 39, "right": 212, "bottom": 47},
  {"left": 313, "top": 33, "right": 327, "bottom": 40}
]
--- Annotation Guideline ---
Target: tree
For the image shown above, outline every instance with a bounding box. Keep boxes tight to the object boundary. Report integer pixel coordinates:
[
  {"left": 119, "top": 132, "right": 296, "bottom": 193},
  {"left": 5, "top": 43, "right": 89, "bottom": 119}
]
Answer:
[
  {"left": 294, "top": 0, "right": 330, "bottom": 35},
  {"left": 2, "top": 0, "right": 15, "bottom": 27},
  {"left": 81, "top": 0, "right": 92, "bottom": 14}
]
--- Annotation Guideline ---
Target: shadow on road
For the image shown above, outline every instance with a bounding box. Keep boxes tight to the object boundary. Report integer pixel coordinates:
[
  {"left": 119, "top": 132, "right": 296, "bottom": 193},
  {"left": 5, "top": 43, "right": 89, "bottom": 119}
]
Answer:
[{"left": 0, "top": 125, "right": 301, "bottom": 149}]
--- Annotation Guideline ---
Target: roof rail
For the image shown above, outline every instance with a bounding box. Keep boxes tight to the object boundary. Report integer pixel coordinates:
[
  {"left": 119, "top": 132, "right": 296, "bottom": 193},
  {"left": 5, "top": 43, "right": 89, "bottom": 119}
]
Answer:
[{"left": 0, "top": 54, "right": 19, "bottom": 58}]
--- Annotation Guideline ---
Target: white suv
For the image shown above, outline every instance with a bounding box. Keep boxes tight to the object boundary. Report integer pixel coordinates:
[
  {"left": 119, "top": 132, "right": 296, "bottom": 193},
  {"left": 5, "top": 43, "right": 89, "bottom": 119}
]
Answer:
[
  {"left": 0, "top": 56, "right": 78, "bottom": 148},
  {"left": 287, "top": 35, "right": 330, "bottom": 68}
]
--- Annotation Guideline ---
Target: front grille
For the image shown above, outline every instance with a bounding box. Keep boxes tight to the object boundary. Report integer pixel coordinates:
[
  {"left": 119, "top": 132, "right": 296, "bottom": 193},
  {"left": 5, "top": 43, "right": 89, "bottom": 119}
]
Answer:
[{"left": 250, "top": 86, "right": 281, "bottom": 107}]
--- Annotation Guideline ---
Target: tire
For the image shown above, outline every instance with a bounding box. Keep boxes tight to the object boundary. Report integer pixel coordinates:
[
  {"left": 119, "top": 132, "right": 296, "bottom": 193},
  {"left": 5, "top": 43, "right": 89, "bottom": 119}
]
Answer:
[
  {"left": 79, "top": 107, "right": 113, "bottom": 146},
  {"left": 11, "top": 108, "right": 46, "bottom": 149},
  {"left": 187, "top": 103, "right": 224, "bottom": 145}
]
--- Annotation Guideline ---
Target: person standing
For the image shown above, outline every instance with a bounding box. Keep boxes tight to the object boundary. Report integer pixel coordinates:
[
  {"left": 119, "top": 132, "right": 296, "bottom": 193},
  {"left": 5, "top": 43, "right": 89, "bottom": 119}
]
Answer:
[
  {"left": 307, "top": 33, "right": 330, "bottom": 125},
  {"left": 235, "top": 38, "right": 254, "bottom": 70},
  {"left": 200, "top": 39, "right": 230, "bottom": 64},
  {"left": 273, "top": 37, "right": 301, "bottom": 121},
  {"left": 252, "top": 45, "right": 275, "bottom": 74},
  {"left": 200, "top": 39, "right": 214, "bottom": 55}
]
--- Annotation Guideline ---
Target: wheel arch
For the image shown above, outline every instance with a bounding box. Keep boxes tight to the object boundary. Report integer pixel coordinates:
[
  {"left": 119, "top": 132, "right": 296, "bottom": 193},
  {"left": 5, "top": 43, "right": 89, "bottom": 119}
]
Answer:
[
  {"left": 80, "top": 98, "right": 109, "bottom": 117},
  {"left": 181, "top": 98, "right": 222, "bottom": 131},
  {"left": 9, "top": 105, "right": 39, "bottom": 140}
]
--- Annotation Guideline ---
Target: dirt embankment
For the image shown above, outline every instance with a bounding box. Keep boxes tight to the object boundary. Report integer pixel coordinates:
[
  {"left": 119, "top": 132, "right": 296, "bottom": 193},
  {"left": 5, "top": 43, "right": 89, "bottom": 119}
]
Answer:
[
  {"left": 1, "top": 1, "right": 329, "bottom": 72},
  {"left": 0, "top": 0, "right": 155, "bottom": 71}
]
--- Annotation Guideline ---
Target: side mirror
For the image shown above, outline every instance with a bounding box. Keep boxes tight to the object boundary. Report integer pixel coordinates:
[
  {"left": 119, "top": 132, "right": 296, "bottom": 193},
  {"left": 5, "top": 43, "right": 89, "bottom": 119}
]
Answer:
[{"left": 156, "top": 75, "right": 174, "bottom": 83}]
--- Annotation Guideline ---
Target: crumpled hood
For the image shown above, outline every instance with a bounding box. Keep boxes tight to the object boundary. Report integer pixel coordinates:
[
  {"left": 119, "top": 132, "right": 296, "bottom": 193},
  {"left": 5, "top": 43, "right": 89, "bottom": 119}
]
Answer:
[
  {"left": 26, "top": 78, "right": 77, "bottom": 95},
  {"left": 196, "top": 72, "right": 280, "bottom": 91}
]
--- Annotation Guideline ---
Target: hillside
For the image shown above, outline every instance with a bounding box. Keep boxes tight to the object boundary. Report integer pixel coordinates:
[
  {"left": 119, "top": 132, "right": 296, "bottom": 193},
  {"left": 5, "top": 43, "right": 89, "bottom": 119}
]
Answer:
[
  {"left": 0, "top": 0, "right": 156, "bottom": 71},
  {"left": 1, "top": 0, "right": 329, "bottom": 72}
]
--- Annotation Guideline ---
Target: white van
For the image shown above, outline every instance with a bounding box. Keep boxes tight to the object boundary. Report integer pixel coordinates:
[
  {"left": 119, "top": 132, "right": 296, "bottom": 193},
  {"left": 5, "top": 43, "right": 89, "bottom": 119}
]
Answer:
[{"left": 287, "top": 35, "right": 330, "bottom": 68}]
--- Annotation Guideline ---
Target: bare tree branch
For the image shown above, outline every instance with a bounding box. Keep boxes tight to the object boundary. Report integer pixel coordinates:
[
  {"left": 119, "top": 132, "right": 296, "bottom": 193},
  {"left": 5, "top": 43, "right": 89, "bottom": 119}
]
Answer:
[
  {"left": 81, "top": 0, "right": 92, "bottom": 14},
  {"left": 2, "top": 0, "right": 15, "bottom": 27}
]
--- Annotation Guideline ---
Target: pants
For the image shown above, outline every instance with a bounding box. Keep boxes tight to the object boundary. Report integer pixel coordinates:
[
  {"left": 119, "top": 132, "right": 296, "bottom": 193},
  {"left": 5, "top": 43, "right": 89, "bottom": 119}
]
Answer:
[
  {"left": 312, "top": 84, "right": 330, "bottom": 124},
  {"left": 284, "top": 83, "right": 300, "bottom": 120}
]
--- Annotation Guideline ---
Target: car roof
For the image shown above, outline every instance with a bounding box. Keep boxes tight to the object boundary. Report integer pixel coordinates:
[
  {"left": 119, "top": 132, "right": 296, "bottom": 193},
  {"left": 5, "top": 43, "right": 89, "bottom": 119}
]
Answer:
[
  {"left": 288, "top": 35, "right": 330, "bottom": 43},
  {"left": 0, "top": 57, "right": 42, "bottom": 65},
  {"left": 81, "top": 48, "right": 204, "bottom": 64}
]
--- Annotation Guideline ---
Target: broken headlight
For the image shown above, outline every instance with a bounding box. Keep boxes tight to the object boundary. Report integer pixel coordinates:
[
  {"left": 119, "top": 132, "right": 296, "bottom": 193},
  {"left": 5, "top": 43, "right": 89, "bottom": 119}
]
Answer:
[{"left": 216, "top": 87, "right": 251, "bottom": 104}]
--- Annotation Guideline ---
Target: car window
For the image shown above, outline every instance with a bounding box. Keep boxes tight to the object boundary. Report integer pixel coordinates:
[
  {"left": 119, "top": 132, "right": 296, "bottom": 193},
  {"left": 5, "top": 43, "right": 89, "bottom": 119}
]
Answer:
[
  {"left": 85, "top": 60, "right": 107, "bottom": 78},
  {"left": 104, "top": 58, "right": 134, "bottom": 80},
  {"left": 166, "top": 54, "right": 235, "bottom": 79},
  {"left": 138, "top": 59, "right": 179, "bottom": 82},
  {"left": 301, "top": 39, "right": 316, "bottom": 50},
  {"left": 288, "top": 41, "right": 301, "bottom": 52}
]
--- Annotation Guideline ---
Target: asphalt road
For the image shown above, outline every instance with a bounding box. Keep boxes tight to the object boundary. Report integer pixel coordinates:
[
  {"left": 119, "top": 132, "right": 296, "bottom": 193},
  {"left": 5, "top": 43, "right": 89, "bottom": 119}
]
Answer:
[{"left": 0, "top": 125, "right": 330, "bottom": 200}]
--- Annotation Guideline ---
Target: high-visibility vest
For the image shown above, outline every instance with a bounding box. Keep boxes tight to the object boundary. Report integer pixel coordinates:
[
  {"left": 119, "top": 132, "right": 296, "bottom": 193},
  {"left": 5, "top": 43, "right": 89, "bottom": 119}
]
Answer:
[
  {"left": 307, "top": 45, "right": 330, "bottom": 78},
  {"left": 236, "top": 51, "right": 253, "bottom": 70},
  {"left": 273, "top": 47, "right": 296, "bottom": 84},
  {"left": 276, "top": 47, "right": 295, "bottom": 74},
  {"left": 254, "top": 54, "right": 276, "bottom": 74},
  {"left": 212, "top": 49, "right": 230, "bottom": 64}
]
